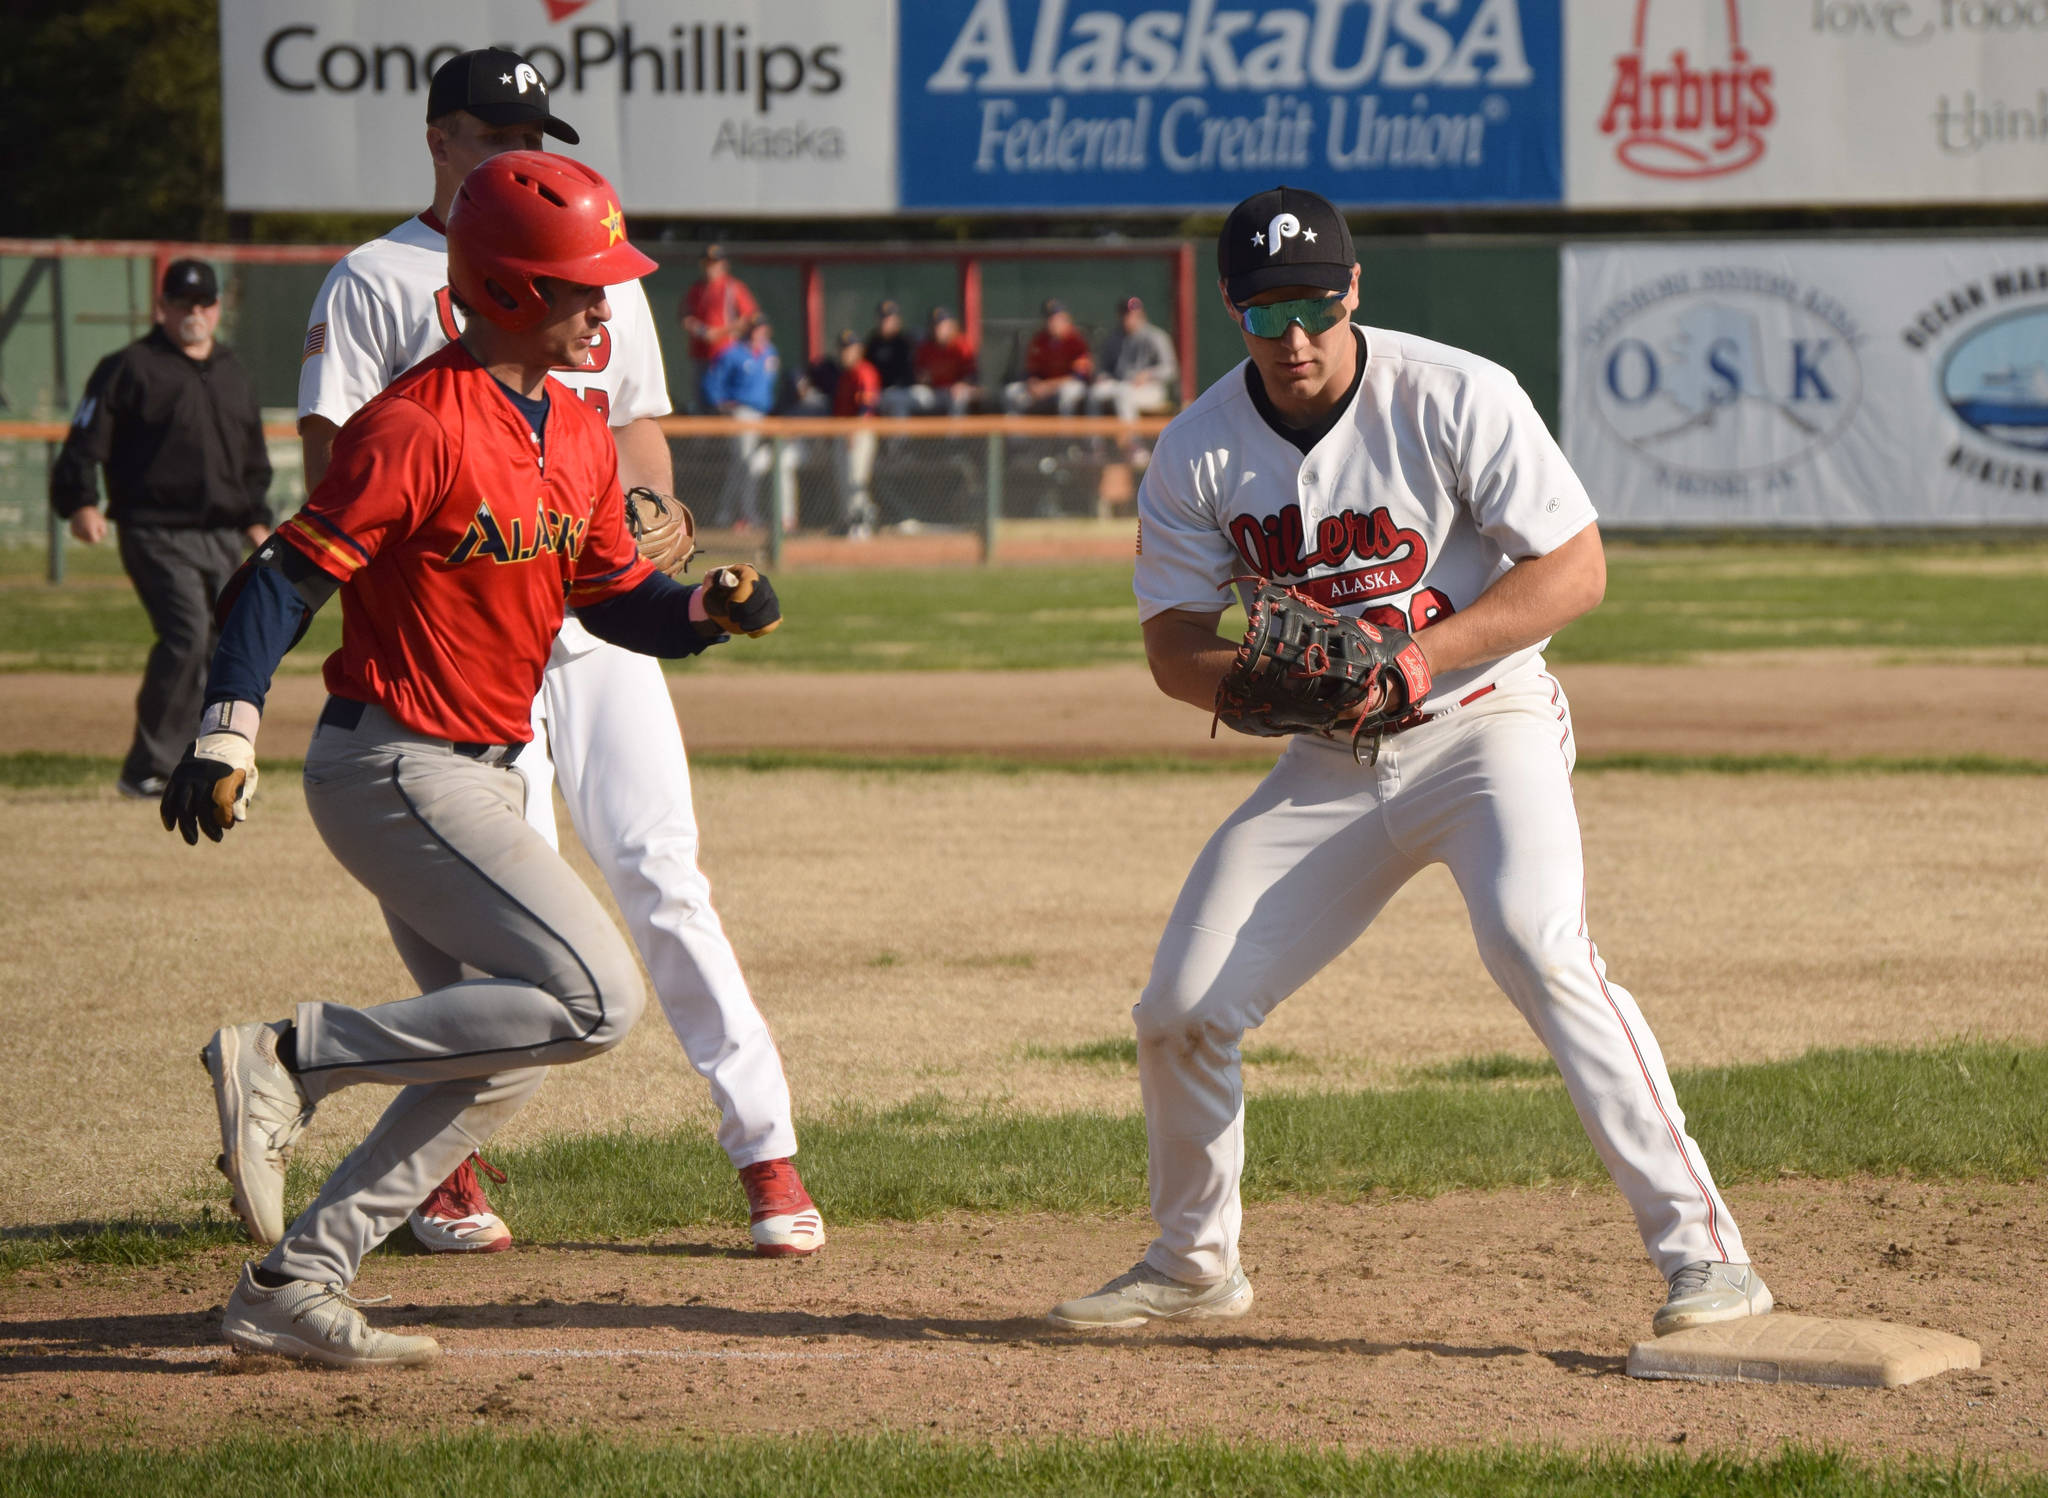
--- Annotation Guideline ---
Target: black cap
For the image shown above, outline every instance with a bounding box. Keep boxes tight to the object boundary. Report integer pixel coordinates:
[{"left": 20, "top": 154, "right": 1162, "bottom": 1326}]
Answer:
[
  {"left": 1218, "top": 186, "right": 1355, "bottom": 302},
  {"left": 1040, "top": 298, "right": 1067, "bottom": 318},
  {"left": 161, "top": 258, "right": 217, "bottom": 305},
  {"left": 836, "top": 328, "right": 861, "bottom": 349},
  {"left": 928, "top": 305, "right": 956, "bottom": 325},
  {"left": 426, "top": 49, "right": 578, "bottom": 145},
  {"left": 876, "top": 298, "right": 900, "bottom": 318}
]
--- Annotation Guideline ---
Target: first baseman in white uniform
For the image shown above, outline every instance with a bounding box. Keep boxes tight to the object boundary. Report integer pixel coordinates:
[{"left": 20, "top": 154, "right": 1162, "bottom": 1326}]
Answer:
[
  {"left": 293, "top": 50, "right": 820, "bottom": 1258},
  {"left": 1049, "top": 187, "right": 1771, "bottom": 1337}
]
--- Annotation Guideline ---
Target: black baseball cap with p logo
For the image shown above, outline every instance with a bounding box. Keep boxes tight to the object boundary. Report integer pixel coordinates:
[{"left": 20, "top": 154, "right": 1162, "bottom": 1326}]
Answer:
[
  {"left": 426, "top": 48, "right": 580, "bottom": 144},
  {"left": 1218, "top": 186, "right": 1355, "bottom": 303}
]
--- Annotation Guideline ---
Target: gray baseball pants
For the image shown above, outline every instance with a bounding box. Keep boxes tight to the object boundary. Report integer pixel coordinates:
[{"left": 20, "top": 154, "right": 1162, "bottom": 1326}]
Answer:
[{"left": 261, "top": 700, "right": 646, "bottom": 1286}]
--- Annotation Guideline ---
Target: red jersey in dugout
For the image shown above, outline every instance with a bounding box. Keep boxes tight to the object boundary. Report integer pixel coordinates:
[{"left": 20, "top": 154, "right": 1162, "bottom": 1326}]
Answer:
[{"left": 277, "top": 342, "right": 654, "bottom": 744}]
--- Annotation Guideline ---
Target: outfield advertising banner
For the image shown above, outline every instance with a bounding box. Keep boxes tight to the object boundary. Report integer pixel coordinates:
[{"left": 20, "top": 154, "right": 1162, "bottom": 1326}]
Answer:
[
  {"left": 896, "top": 0, "right": 1565, "bottom": 210},
  {"left": 1563, "top": 241, "right": 2048, "bottom": 526},
  {"left": 1566, "top": 0, "right": 2048, "bottom": 208},
  {"left": 219, "top": 0, "right": 896, "bottom": 214}
]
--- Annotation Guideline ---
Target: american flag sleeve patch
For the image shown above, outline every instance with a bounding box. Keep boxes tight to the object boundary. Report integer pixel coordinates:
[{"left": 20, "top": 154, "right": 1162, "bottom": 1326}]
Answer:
[{"left": 302, "top": 322, "right": 327, "bottom": 362}]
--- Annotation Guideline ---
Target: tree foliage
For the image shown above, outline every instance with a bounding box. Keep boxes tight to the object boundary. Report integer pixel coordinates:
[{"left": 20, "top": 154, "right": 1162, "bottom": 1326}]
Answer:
[{"left": 0, "top": 0, "right": 225, "bottom": 240}]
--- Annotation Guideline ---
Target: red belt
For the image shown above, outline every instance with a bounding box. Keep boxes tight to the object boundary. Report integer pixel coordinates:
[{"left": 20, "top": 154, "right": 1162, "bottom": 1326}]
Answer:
[{"left": 1383, "top": 682, "right": 1496, "bottom": 737}]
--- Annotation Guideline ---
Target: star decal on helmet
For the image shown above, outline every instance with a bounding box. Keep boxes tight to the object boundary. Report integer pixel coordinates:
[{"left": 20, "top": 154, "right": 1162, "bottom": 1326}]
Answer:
[{"left": 602, "top": 202, "right": 625, "bottom": 245}]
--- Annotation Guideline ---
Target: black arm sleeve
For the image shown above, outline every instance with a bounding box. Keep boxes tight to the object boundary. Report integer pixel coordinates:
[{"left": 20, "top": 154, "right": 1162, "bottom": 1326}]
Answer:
[
  {"left": 47, "top": 353, "right": 123, "bottom": 518},
  {"left": 574, "top": 571, "right": 719, "bottom": 659},
  {"left": 204, "top": 540, "right": 339, "bottom": 708}
]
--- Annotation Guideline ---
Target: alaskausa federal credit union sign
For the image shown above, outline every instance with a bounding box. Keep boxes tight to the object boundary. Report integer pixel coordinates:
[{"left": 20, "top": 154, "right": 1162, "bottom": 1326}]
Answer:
[{"left": 897, "top": 0, "right": 1564, "bottom": 210}]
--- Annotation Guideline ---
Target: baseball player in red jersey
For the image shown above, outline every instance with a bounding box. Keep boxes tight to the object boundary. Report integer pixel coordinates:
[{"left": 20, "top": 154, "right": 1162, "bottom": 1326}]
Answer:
[
  {"left": 298, "top": 50, "right": 820, "bottom": 1262},
  {"left": 161, "top": 154, "right": 780, "bottom": 1368}
]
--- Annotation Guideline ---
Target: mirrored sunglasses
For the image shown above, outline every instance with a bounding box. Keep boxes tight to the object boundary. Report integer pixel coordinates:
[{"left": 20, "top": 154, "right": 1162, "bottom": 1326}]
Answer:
[{"left": 1231, "top": 293, "right": 1349, "bottom": 340}]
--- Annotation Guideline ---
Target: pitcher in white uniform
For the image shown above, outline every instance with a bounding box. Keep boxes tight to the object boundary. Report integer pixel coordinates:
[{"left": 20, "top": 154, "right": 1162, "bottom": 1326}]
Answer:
[
  {"left": 1048, "top": 187, "right": 1771, "bottom": 1337},
  {"left": 293, "top": 49, "right": 821, "bottom": 1260}
]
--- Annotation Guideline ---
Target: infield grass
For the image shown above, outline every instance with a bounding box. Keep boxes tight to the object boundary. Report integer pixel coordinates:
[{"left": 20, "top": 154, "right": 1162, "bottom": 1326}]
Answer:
[
  {"left": 3, "top": 1435, "right": 2038, "bottom": 1498},
  {"left": 7, "top": 749, "right": 2048, "bottom": 793},
  {"left": 5, "top": 542, "right": 2048, "bottom": 673},
  {"left": 6, "top": 1042, "right": 2042, "bottom": 1274}
]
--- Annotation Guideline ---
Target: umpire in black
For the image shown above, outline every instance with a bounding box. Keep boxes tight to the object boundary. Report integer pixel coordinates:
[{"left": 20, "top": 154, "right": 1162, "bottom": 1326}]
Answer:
[{"left": 49, "top": 259, "right": 274, "bottom": 798}]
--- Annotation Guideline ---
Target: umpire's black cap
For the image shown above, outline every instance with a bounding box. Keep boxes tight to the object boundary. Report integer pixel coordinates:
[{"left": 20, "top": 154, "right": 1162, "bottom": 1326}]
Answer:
[
  {"left": 427, "top": 48, "right": 579, "bottom": 145},
  {"left": 1218, "top": 186, "right": 1355, "bottom": 302},
  {"left": 161, "top": 258, "right": 218, "bottom": 305}
]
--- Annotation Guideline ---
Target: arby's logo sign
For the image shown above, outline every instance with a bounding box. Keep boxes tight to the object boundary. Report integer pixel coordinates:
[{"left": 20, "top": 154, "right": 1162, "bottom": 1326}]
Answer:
[{"left": 1598, "top": 0, "right": 1776, "bottom": 180}]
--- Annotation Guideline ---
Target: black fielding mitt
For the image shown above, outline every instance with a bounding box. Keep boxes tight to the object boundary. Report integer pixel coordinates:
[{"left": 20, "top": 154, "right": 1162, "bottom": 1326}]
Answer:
[{"left": 1213, "top": 578, "right": 1433, "bottom": 763}]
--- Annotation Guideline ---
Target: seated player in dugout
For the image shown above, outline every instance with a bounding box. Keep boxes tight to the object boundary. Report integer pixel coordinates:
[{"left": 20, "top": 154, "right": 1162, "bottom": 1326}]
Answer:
[
  {"left": 1048, "top": 185, "right": 1773, "bottom": 1340},
  {"left": 159, "top": 153, "right": 782, "bottom": 1369}
]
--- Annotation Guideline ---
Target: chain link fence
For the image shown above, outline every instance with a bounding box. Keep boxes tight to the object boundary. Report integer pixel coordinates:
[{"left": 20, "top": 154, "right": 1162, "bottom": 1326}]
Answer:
[{"left": 0, "top": 416, "right": 1167, "bottom": 574}]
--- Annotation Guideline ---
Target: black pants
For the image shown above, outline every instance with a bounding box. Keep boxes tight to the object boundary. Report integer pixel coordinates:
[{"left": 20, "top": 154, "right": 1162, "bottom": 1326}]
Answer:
[{"left": 117, "top": 525, "right": 243, "bottom": 783}]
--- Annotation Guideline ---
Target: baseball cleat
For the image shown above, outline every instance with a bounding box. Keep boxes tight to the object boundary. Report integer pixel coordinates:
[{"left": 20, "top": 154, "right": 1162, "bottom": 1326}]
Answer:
[
  {"left": 201, "top": 1020, "right": 313, "bottom": 1246},
  {"left": 1047, "top": 1261, "right": 1254, "bottom": 1330},
  {"left": 407, "top": 1154, "right": 512, "bottom": 1254},
  {"left": 222, "top": 1264, "right": 439, "bottom": 1369},
  {"left": 739, "top": 1157, "right": 825, "bottom": 1257},
  {"left": 1654, "top": 1260, "right": 1774, "bottom": 1336}
]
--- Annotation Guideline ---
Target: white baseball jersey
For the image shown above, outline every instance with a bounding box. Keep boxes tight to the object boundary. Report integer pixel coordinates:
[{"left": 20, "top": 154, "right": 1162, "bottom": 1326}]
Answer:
[
  {"left": 1134, "top": 325, "right": 1597, "bottom": 709},
  {"left": 297, "top": 211, "right": 671, "bottom": 431}
]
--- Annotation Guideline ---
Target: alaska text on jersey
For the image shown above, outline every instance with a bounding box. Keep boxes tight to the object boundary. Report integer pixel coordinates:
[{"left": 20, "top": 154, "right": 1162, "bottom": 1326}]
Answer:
[{"left": 445, "top": 498, "right": 588, "bottom": 568}]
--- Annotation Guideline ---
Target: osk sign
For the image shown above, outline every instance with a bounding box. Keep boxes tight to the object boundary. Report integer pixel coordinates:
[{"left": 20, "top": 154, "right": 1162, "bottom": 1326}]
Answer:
[{"left": 1584, "top": 267, "right": 1864, "bottom": 495}]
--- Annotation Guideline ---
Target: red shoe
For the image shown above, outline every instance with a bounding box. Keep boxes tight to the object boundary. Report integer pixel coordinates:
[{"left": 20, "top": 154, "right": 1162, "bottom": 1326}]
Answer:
[
  {"left": 407, "top": 1154, "right": 512, "bottom": 1254},
  {"left": 739, "top": 1157, "right": 824, "bottom": 1257}
]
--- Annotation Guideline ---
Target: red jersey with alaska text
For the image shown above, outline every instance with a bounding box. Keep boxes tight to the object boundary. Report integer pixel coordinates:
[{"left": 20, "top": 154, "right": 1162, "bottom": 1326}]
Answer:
[{"left": 277, "top": 343, "right": 654, "bottom": 743}]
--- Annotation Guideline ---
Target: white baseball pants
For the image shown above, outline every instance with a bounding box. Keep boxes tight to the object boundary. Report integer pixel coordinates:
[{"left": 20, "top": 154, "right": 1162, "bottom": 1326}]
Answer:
[
  {"left": 516, "top": 624, "right": 798, "bottom": 1168},
  {"left": 1136, "top": 671, "right": 1746, "bottom": 1286}
]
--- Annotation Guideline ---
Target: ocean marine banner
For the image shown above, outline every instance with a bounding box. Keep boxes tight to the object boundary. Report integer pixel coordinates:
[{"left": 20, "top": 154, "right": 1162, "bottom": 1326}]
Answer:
[
  {"left": 1563, "top": 240, "right": 2048, "bottom": 526},
  {"left": 1567, "top": 0, "right": 2048, "bottom": 208},
  {"left": 897, "top": 0, "right": 1565, "bottom": 210}
]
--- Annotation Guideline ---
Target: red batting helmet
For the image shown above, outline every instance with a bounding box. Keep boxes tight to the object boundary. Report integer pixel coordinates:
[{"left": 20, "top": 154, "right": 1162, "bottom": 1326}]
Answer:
[{"left": 446, "top": 151, "right": 658, "bottom": 333}]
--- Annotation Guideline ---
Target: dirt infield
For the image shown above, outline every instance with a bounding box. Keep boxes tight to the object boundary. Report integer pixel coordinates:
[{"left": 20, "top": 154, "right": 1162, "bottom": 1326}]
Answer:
[
  {"left": 4, "top": 655, "right": 2047, "bottom": 763},
  {"left": 2, "top": 1181, "right": 2040, "bottom": 1458},
  {"left": 6, "top": 769, "right": 2045, "bottom": 1227}
]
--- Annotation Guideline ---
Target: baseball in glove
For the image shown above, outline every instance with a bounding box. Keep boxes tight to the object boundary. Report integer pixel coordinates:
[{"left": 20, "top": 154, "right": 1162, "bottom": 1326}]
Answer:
[
  {"left": 1212, "top": 577, "right": 1433, "bottom": 763},
  {"left": 624, "top": 486, "right": 697, "bottom": 578}
]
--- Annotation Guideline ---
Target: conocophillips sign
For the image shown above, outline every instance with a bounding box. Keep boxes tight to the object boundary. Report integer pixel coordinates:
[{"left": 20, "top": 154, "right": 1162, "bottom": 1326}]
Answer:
[{"left": 219, "top": 0, "right": 896, "bottom": 214}]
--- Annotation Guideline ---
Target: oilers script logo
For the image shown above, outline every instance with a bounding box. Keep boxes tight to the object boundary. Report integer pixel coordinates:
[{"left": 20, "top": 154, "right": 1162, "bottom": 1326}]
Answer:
[{"left": 1599, "top": 0, "right": 1775, "bottom": 180}]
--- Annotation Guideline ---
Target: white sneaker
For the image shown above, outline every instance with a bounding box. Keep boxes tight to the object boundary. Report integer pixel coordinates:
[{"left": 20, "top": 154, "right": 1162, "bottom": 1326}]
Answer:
[
  {"left": 1654, "top": 1260, "right": 1774, "bottom": 1336},
  {"left": 1048, "top": 1261, "right": 1254, "bottom": 1330},
  {"left": 201, "top": 1020, "right": 313, "bottom": 1245},
  {"left": 222, "top": 1264, "right": 439, "bottom": 1369}
]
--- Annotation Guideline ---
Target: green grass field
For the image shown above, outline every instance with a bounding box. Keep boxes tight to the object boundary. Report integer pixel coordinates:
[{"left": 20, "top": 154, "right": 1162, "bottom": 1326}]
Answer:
[
  {"left": 8, "top": 1042, "right": 2039, "bottom": 1275},
  {"left": 4, "top": 542, "right": 2046, "bottom": 673},
  {"left": 3, "top": 1435, "right": 2035, "bottom": 1498}
]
